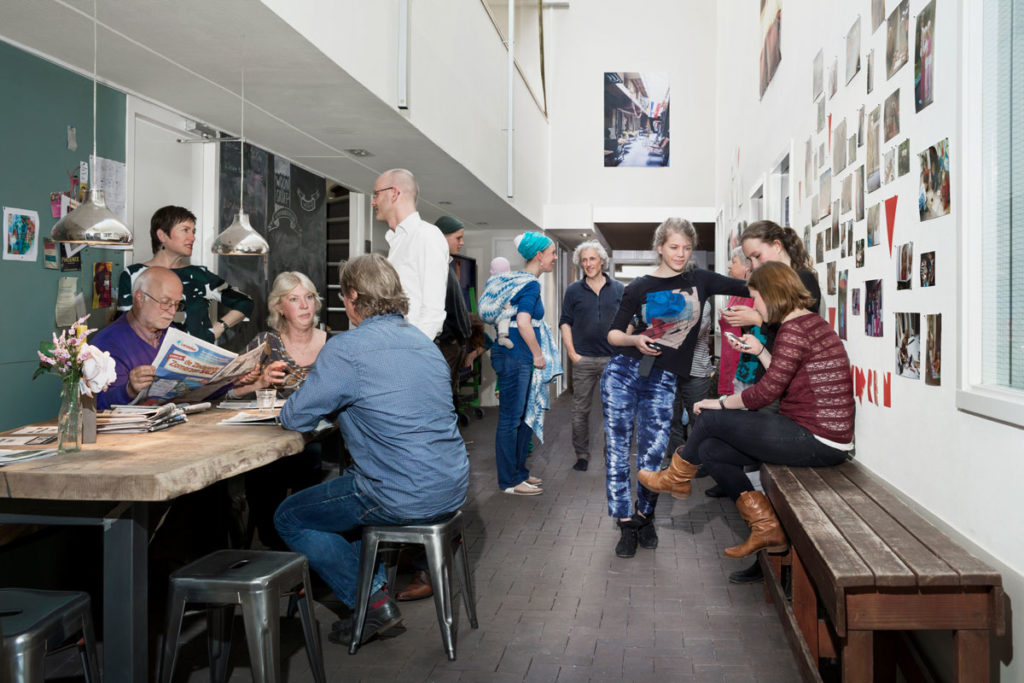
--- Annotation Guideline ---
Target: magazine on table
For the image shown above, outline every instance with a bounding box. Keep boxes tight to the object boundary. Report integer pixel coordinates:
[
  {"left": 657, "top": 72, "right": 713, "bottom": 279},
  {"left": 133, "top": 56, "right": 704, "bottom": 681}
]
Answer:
[
  {"left": 135, "top": 328, "right": 265, "bottom": 405},
  {"left": 218, "top": 410, "right": 281, "bottom": 427}
]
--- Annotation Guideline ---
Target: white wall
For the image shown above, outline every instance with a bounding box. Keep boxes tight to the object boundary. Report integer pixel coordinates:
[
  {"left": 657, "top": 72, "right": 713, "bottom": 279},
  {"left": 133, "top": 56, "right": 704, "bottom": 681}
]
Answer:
[
  {"left": 260, "top": 0, "right": 550, "bottom": 227},
  {"left": 714, "top": 0, "right": 1022, "bottom": 678},
  {"left": 544, "top": 0, "right": 718, "bottom": 227}
]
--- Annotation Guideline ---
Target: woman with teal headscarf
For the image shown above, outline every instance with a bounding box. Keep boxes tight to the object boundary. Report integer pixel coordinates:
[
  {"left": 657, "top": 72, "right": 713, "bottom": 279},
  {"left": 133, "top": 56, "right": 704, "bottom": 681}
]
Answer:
[{"left": 479, "top": 232, "right": 562, "bottom": 496}]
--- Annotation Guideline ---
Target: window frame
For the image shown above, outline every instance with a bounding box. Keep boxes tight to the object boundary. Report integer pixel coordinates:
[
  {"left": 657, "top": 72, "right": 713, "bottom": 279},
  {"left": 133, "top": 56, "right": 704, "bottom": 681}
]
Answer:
[{"left": 957, "top": 0, "right": 1024, "bottom": 427}]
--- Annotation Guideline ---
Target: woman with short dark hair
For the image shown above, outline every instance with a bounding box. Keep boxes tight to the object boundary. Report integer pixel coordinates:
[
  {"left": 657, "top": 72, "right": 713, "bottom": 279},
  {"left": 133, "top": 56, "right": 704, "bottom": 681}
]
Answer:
[{"left": 639, "top": 261, "right": 855, "bottom": 559}]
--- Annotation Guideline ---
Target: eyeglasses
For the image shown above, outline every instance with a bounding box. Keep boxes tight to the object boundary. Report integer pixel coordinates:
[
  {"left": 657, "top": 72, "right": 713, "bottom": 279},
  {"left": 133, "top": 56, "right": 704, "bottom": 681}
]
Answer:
[
  {"left": 141, "top": 290, "right": 185, "bottom": 312},
  {"left": 371, "top": 186, "right": 394, "bottom": 198}
]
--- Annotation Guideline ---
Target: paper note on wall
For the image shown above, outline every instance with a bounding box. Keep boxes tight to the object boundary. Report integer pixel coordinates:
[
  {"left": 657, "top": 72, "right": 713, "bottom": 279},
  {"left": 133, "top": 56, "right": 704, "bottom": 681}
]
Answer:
[{"left": 55, "top": 276, "right": 79, "bottom": 326}]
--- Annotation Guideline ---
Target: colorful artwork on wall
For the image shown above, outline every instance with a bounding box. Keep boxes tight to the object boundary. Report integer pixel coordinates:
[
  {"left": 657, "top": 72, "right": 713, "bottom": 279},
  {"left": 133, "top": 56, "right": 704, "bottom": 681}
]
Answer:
[
  {"left": 925, "top": 313, "right": 941, "bottom": 385},
  {"left": 760, "top": 0, "right": 783, "bottom": 99},
  {"left": 867, "top": 105, "right": 881, "bottom": 192},
  {"left": 603, "top": 72, "right": 671, "bottom": 167},
  {"left": 895, "top": 311, "right": 921, "bottom": 379},
  {"left": 886, "top": 0, "right": 910, "bottom": 79},
  {"left": 827, "top": 261, "right": 837, "bottom": 295},
  {"left": 865, "top": 279, "right": 883, "bottom": 337},
  {"left": 852, "top": 287, "right": 861, "bottom": 315},
  {"left": 915, "top": 0, "right": 936, "bottom": 112},
  {"left": 856, "top": 165, "right": 865, "bottom": 220},
  {"left": 838, "top": 269, "right": 848, "bottom": 339},
  {"left": 2, "top": 207, "right": 39, "bottom": 262},
  {"left": 867, "top": 203, "right": 880, "bottom": 246},
  {"left": 898, "top": 139, "right": 911, "bottom": 176},
  {"left": 92, "top": 261, "right": 112, "bottom": 309},
  {"left": 920, "top": 251, "right": 935, "bottom": 286},
  {"left": 919, "top": 137, "right": 950, "bottom": 220},
  {"left": 856, "top": 239, "right": 865, "bottom": 267},
  {"left": 846, "top": 16, "right": 862, "bottom": 84},
  {"left": 884, "top": 89, "right": 901, "bottom": 142},
  {"left": 897, "top": 241, "right": 914, "bottom": 290}
]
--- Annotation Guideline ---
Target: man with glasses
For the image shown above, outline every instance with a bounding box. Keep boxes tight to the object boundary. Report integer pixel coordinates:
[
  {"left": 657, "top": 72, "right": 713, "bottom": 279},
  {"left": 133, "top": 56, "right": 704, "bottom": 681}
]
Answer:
[
  {"left": 93, "top": 266, "right": 184, "bottom": 410},
  {"left": 372, "top": 168, "right": 449, "bottom": 341}
]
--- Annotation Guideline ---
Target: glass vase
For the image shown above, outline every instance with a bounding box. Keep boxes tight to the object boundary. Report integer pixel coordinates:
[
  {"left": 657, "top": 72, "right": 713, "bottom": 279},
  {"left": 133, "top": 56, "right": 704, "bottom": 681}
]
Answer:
[{"left": 57, "top": 382, "right": 82, "bottom": 454}]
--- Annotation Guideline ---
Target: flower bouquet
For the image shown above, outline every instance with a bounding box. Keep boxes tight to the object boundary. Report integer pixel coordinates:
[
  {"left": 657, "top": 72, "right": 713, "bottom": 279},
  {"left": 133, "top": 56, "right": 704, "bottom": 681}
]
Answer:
[{"left": 34, "top": 316, "right": 117, "bottom": 452}]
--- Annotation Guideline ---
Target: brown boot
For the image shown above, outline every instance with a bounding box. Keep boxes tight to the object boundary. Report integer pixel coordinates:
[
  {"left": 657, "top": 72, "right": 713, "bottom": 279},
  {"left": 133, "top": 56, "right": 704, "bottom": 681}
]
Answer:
[
  {"left": 636, "top": 449, "right": 700, "bottom": 500},
  {"left": 724, "top": 491, "right": 788, "bottom": 558}
]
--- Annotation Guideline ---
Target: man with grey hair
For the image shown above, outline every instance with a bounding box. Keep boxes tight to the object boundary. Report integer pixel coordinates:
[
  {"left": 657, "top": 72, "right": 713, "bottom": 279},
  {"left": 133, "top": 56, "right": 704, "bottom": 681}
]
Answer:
[
  {"left": 372, "top": 168, "right": 448, "bottom": 340},
  {"left": 558, "top": 240, "right": 624, "bottom": 471}
]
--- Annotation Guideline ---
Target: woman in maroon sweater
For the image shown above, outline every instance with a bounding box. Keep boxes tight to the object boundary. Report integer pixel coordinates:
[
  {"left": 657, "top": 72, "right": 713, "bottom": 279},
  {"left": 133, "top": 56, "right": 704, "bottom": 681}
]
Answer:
[{"left": 639, "top": 261, "right": 854, "bottom": 558}]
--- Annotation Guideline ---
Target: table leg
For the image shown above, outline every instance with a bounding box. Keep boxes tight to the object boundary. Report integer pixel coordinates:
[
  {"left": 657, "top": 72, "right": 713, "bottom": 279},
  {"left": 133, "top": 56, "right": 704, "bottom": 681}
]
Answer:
[
  {"left": 103, "top": 503, "right": 149, "bottom": 683},
  {"left": 842, "top": 630, "right": 873, "bottom": 682},
  {"left": 953, "top": 630, "right": 989, "bottom": 683}
]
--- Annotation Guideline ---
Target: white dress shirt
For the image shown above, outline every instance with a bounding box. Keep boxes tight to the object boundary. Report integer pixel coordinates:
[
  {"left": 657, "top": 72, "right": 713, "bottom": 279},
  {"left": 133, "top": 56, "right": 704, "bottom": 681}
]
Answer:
[{"left": 385, "top": 211, "right": 449, "bottom": 340}]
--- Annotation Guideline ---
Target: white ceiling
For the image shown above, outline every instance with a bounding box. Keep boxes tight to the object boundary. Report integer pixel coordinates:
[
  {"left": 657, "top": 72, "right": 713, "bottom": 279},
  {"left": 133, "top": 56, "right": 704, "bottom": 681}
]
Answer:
[{"left": 0, "top": 0, "right": 538, "bottom": 233}]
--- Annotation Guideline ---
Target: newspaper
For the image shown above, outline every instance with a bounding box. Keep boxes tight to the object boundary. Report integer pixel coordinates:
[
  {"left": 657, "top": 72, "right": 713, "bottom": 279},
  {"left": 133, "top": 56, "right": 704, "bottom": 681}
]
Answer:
[{"left": 136, "top": 328, "right": 265, "bottom": 405}]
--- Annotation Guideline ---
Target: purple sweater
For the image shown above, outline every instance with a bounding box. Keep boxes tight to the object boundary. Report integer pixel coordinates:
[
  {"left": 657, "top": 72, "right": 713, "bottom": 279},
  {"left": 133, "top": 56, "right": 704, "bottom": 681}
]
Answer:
[{"left": 91, "top": 316, "right": 165, "bottom": 410}]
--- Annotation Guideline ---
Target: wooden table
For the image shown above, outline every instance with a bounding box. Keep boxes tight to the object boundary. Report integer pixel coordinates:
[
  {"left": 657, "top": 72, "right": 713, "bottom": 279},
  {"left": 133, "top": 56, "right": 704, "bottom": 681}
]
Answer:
[{"left": 0, "top": 409, "right": 318, "bottom": 683}]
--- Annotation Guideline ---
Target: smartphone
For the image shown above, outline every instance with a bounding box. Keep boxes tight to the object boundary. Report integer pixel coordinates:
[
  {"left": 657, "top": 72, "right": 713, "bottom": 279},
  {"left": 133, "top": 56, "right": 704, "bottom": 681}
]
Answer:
[{"left": 724, "top": 331, "right": 751, "bottom": 349}]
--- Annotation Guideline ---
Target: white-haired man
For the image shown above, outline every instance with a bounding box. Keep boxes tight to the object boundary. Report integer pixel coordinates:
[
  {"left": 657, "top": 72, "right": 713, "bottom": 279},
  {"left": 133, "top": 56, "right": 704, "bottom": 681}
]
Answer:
[
  {"left": 558, "top": 240, "right": 624, "bottom": 471},
  {"left": 371, "top": 168, "right": 449, "bottom": 341}
]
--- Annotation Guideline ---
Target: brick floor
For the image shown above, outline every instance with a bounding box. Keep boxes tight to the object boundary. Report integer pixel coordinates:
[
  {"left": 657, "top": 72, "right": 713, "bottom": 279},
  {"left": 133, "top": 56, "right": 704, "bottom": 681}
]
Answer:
[{"left": 151, "top": 392, "right": 801, "bottom": 682}]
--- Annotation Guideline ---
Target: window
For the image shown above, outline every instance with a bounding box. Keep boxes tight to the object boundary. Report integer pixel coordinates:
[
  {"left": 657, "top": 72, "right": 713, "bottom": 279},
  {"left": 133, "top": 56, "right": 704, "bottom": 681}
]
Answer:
[{"left": 960, "top": 0, "right": 1024, "bottom": 425}]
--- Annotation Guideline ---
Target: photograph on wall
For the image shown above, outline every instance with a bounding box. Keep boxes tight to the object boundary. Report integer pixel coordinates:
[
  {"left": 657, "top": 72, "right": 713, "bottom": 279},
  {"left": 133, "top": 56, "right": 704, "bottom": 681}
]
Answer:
[
  {"left": 865, "top": 278, "right": 883, "bottom": 337},
  {"left": 856, "top": 165, "right": 866, "bottom": 219},
  {"left": 872, "top": 0, "right": 886, "bottom": 31},
  {"left": 833, "top": 119, "right": 847, "bottom": 172},
  {"left": 895, "top": 312, "right": 921, "bottom": 379},
  {"left": 817, "top": 99, "right": 826, "bottom": 133},
  {"left": 867, "top": 203, "right": 880, "bottom": 245},
  {"left": 884, "top": 89, "right": 901, "bottom": 142},
  {"left": 919, "top": 137, "right": 951, "bottom": 220},
  {"left": 760, "top": 0, "right": 782, "bottom": 99},
  {"left": 832, "top": 200, "right": 840, "bottom": 245},
  {"left": 842, "top": 174, "right": 853, "bottom": 214},
  {"left": 813, "top": 49, "right": 823, "bottom": 100},
  {"left": 886, "top": 0, "right": 910, "bottom": 79},
  {"left": 897, "top": 241, "right": 914, "bottom": 290},
  {"left": 915, "top": 0, "right": 936, "bottom": 112},
  {"left": 827, "top": 261, "right": 837, "bottom": 295},
  {"left": 848, "top": 220, "right": 854, "bottom": 254},
  {"left": 829, "top": 56, "right": 838, "bottom": 98},
  {"left": 921, "top": 251, "right": 936, "bottom": 286},
  {"left": 858, "top": 106, "right": 866, "bottom": 145},
  {"left": 838, "top": 269, "right": 848, "bottom": 340},
  {"left": 826, "top": 225, "right": 833, "bottom": 251},
  {"left": 867, "top": 105, "right": 881, "bottom": 192},
  {"left": 856, "top": 239, "right": 865, "bottom": 267},
  {"left": 867, "top": 50, "right": 875, "bottom": 94},
  {"left": 816, "top": 231, "right": 825, "bottom": 261},
  {"left": 840, "top": 222, "right": 848, "bottom": 257},
  {"left": 603, "top": 72, "right": 671, "bottom": 167},
  {"left": 803, "top": 225, "right": 812, "bottom": 257},
  {"left": 819, "top": 169, "right": 832, "bottom": 221},
  {"left": 848, "top": 135, "right": 857, "bottom": 165},
  {"left": 925, "top": 313, "right": 941, "bottom": 385},
  {"left": 883, "top": 147, "right": 896, "bottom": 184},
  {"left": 898, "top": 139, "right": 911, "bottom": 176},
  {"left": 805, "top": 137, "right": 815, "bottom": 198},
  {"left": 818, "top": 141, "right": 826, "bottom": 168},
  {"left": 2, "top": 207, "right": 39, "bottom": 262},
  {"left": 846, "top": 17, "right": 862, "bottom": 84},
  {"left": 92, "top": 261, "right": 112, "bottom": 309},
  {"left": 852, "top": 287, "right": 862, "bottom": 315}
]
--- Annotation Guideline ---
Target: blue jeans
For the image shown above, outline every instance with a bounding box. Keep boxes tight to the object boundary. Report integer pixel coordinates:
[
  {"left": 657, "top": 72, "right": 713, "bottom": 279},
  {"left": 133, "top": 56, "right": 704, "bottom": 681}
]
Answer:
[
  {"left": 600, "top": 355, "right": 677, "bottom": 518},
  {"left": 274, "top": 470, "right": 450, "bottom": 607},
  {"left": 491, "top": 347, "right": 534, "bottom": 489},
  {"left": 680, "top": 409, "right": 850, "bottom": 501}
]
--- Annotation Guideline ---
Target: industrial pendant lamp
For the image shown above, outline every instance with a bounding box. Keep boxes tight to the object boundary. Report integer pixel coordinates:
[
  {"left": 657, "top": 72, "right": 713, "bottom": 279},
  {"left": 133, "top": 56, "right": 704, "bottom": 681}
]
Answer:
[
  {"left": 52, "top": 0, "right": 133, "bottom": 247},
  {"left": 211, "top": 68, "right": 269, "bottom": 256}
]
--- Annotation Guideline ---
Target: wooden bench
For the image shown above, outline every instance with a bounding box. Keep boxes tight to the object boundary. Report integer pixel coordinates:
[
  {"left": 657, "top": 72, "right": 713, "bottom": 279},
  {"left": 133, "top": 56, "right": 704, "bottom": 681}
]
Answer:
[{"left": 759, "top": 461, "right": 1005, "bottom": 683}]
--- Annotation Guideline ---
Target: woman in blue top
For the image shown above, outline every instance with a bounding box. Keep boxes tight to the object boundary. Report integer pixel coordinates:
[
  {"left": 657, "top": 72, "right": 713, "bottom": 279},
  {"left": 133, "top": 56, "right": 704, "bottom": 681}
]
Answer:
[
  {"left": 601, "top": 218, "right": 748, "bottom": 558},
  {"left": 480, "top": 232, "right": 561, "bottom": 496},
  {"left": 117, "top": 205, "right": 254, "bottom": 344}
]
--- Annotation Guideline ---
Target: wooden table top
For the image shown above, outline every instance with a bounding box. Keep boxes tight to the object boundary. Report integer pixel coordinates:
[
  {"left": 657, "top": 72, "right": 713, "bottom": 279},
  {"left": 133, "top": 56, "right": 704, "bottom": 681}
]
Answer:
[{"left": 0, "top": 409, "right": 314, "bottom": 503}]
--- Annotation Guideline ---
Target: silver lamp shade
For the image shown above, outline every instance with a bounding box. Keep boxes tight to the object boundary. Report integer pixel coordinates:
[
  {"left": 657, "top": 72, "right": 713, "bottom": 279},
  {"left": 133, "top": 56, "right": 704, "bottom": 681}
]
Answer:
[
  {"left": 211, "top": 211, "right": 269, "bottom": 255},
  {"left": 51, "top": 188, "right": 133, "bottom": 247}
]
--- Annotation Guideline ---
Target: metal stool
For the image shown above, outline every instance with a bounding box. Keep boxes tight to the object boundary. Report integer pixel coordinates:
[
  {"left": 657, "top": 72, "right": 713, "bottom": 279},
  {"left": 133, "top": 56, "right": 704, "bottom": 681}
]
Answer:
[
  {"left": 0, "top": 588, "right": 101, "bottom": 683},
  {"left": 351, "top": 510, "right": 478, "bottom": 660},
  {"left": 159, "top": 550, "right": 326, "bottom": 683}
]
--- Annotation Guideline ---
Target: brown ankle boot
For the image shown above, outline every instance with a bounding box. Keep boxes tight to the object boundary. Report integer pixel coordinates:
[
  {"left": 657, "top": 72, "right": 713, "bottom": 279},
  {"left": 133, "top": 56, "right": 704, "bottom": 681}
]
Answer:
[
  {"left": 724, "top": 491, "right": 788, "bottom": 558},
  {"left": 637, "top": 449, "right": 700, "bottom": 500}
]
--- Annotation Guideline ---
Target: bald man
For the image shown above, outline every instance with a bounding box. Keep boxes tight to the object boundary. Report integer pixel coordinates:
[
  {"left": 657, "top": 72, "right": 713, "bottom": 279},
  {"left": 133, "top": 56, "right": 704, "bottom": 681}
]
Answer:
[
  {"left": 371, "top": 168, "right": 449, "bottom": 340},
  {"left": 92, "top": 266, "right": 184, "bottom": 410}
]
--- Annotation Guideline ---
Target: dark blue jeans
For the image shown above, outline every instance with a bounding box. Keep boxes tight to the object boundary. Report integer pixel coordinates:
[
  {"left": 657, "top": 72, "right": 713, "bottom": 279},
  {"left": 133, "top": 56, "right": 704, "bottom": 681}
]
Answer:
[
  {"left": 491, "top": 347, "right": 535, "bottom": 489},
  {"left": 681, "top": 409, "right": 850, "bottom": 501},
  {"left": 274, "top": 470, "right": 451, "bottom": 607}
]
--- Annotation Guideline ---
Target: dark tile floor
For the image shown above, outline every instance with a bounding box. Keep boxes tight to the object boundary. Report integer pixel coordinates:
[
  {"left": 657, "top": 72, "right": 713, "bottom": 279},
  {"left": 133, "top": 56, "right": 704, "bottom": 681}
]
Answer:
[{"left": 69, "top": 391, "right": 802, "bottom": 682}]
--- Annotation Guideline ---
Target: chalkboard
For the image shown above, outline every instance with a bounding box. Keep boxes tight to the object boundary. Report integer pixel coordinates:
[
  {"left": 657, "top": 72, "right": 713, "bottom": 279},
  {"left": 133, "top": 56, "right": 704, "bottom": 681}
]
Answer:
[{"left": 217, "top": 141, "right": 326, "bottom": 350}]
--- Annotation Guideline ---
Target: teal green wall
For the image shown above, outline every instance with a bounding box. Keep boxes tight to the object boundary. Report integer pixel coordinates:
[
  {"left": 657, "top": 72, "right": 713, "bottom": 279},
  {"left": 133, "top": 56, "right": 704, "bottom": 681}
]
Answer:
[{"left": 0, "top": 41, "right": 127, "bottom": 431}]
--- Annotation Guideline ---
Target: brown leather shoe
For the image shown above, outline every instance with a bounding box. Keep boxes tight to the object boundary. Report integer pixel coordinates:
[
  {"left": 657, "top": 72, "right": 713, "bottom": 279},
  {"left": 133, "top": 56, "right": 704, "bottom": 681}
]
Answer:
[
  {"left": 724, "top": 490, "right": 788, "bottom": 558},
  {"left": 396, "top": 569, "right": 433, "bottom": 601},
  {"left": 636, "top": 449, "right": 700, "bottom": 499}
]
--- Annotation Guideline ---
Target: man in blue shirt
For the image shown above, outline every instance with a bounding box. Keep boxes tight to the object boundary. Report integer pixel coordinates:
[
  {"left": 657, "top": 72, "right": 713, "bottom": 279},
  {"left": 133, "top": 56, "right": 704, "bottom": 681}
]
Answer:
[
  {"left": 558, "top": 241, "right": 624, "bottom": 472},
  {"left": 274, "top": 253, "right": 469, "bottom": 647}
]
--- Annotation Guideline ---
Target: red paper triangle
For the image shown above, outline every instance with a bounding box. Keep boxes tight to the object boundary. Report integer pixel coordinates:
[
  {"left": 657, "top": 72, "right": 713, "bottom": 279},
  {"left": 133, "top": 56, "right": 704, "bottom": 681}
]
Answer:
[
  {"left": 885, "top": 195, "right": 899, "bottom": 257},
  {"left": 855, "top": 367, "right": 866, "bottom": 404},
  {"left": 828, "top": 114, "right": 833, "bottom": 153},
  {"left": 883, "top": 372, "right": 892, "bottom": 407},
  {"left": 867, "top": 369, "right": 874, "bottom": 404}
]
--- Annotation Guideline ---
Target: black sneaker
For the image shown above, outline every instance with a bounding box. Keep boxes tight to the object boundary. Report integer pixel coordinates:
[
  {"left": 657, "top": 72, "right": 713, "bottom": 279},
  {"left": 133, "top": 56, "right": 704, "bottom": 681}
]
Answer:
[
  {"left": 572, "top": 458, "right": 589, "bottom": 471},
  {"left": 728, "top": 561, "right": 764, "bottom": 584},
  {"left": 615, "top": 519, "right": 638, "bottom": 558},
  {"left": 328, "top": 590, "right": 405, "bottom": 645},
  {"left": 635, "top": 511, "right": 658, "bottom": 549}
]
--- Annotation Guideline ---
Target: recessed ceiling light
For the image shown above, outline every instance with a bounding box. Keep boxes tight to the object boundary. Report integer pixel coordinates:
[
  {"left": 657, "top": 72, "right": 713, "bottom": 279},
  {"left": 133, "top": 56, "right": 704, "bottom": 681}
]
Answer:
[
  {"left": 580, "top": 232, "right": 590, "bottom": 237},
  {"left": 344, "top": 148, "right": 373, "bottom": 157}
]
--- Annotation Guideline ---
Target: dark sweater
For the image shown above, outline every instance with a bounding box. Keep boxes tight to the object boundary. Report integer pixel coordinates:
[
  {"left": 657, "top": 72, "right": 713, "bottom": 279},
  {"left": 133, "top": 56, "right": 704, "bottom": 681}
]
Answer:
[
  {"left": 741, "top": 313, "right": 855, "bottom": 443},
  {"left": 609, "top": 269, "right": 748, "bottom": 378}
]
